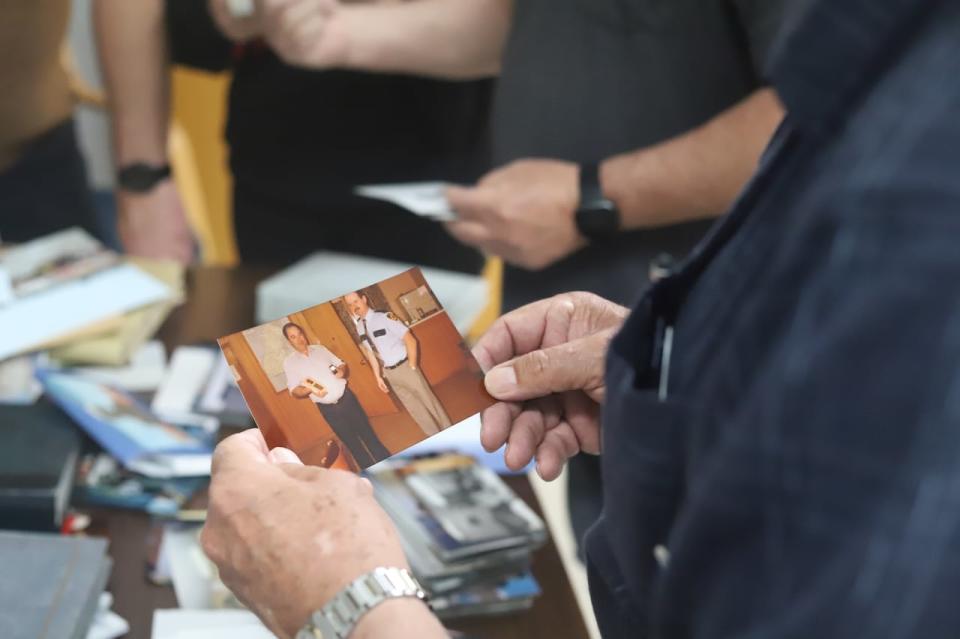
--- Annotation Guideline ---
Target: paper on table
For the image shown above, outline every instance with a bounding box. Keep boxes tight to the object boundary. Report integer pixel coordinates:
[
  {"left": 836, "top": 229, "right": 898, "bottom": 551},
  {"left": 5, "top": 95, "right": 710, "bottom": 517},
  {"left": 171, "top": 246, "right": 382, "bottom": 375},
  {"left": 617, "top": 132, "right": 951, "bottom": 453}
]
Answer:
[
  {"left": 355, "top": 182, "right": 457, "bottom": 221},
  {"left": 0, "top": 355, "right": 42, "bottom": 405},
  {"left": 256, "top": 252, "right": 488, "bottom": 335},
  {"left": 48, "top": 257, "right": 185, "bottom": 366},
  {"left": 71, "top": 341, "right": 168, "bottom": 392},
  {"left": 152, "top": 609, "right": 273, "bottom": 639},
  {"left": 0, "top": 263, "right": 174, "bottom": 361},
  {"left": 163, "top": 526, "right": 216, "bottom": 609},
  {"left": 85, "top": 593, "right": 129, "bottom": 639},
  {"left": 380, "top": 413, "right": 533, "bottom": 476},
  {"left": 152, "top": 346, "right": 218, "bottom": 417}
]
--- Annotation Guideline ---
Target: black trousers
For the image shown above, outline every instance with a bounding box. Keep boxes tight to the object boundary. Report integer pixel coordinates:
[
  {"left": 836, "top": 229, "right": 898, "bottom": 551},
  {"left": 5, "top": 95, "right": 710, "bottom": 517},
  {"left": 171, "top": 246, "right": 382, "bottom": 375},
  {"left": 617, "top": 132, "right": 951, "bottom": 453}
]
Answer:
[
  {"left": 316, "top": 388, "right": 390, "bottom": 469},
  {"left": 0, "top": 119, "right": 102, "bottom": 243}
]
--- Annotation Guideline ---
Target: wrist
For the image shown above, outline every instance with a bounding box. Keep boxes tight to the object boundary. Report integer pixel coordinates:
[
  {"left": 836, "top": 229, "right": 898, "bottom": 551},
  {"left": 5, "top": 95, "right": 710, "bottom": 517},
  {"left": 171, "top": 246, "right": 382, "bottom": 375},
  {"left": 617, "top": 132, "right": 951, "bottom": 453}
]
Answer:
[
  {"left": 117, "top": 162, "right": 172, "bottom": 194},
  {"left": 351, "top": 598, "right": 440, "bottom": 639},
  {"left": 575, "top": 162, "right": 621, "bottom": 241},
  {"left": 295, "top": 566, "right": 428, "bottom": 639}
]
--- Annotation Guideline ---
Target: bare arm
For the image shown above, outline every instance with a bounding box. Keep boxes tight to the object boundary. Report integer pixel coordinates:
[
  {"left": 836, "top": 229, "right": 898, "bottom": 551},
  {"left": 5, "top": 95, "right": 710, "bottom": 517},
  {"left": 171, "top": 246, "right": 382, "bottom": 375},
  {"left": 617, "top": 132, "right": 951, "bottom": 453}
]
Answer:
[
  {"left": 93, "top": 0, "right": 193, "bottom": 263},
  {"left": 403, "top": 331, "right": 419, "bottom": 369},
  {"left": 361, "top": 342, "right": 384, "bottom": 380},
  {"left": 603, "top": 88, "right": 784, "bottom": 229},
  {"left": 339, "top": 0, "right": 512, "bottom": 78},
  {"left": 261, "top": 0, "right": 512, "bottom": 79},
  {"left": 94, "top": 0, "right": 170, "bottom": 169}
]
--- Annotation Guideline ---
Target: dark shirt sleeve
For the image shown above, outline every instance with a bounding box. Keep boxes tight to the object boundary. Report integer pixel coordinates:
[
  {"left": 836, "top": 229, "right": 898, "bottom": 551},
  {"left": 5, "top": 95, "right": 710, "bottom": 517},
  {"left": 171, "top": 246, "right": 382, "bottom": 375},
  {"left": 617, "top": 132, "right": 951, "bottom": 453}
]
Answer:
[
  {"left": 729, "top": 0, "right": 789, "bottom": 76},
  {"left": 165, "top": 0, "right": 233, "bottom": 72}
]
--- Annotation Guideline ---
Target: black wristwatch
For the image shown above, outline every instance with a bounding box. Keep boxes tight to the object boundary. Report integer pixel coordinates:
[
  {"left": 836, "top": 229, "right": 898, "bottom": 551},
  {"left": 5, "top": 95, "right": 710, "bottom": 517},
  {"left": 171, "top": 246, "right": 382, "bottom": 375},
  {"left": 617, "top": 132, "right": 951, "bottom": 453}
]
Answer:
[
  {"left": 575, "top": 163, "right": 621, "bottom": 240},
  {"left": 117, "top": 162, "right": 172, "bottom": 193}
]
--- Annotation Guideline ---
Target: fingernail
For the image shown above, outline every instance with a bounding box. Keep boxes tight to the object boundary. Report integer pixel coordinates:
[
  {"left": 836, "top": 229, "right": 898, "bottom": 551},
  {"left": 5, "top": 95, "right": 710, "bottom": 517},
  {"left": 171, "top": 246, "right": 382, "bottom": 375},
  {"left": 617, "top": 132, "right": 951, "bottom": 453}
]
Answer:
[
  {"left": 270, "top": 447, "right": 303, "bottom": 465},
  {"left": 485, "top": 365, "right": 517, "bottom": 397}
]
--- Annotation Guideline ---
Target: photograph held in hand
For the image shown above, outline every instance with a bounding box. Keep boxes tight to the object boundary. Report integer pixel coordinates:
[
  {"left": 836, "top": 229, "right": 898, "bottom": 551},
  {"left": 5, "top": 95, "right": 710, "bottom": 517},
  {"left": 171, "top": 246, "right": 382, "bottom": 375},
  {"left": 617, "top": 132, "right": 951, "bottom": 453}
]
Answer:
[{"left": 217, "top": 268, "right": 495, "bottom": 471}]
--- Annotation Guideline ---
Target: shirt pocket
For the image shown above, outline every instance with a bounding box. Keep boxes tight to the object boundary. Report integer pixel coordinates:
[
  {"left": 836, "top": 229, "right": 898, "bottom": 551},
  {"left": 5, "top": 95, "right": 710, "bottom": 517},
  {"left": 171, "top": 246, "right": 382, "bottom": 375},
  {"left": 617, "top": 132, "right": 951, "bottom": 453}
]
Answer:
[{"left": 592, "top": 276, "right": 711, "bottom": 608}]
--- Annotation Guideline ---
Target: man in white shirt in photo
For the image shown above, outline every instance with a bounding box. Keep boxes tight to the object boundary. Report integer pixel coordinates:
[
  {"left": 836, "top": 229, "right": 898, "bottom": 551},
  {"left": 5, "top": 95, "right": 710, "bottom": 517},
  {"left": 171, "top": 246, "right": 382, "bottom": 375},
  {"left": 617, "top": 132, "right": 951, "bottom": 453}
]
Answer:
[
  {"left": 281, "top": 321, "right": 390, "bottom": 468},
  {"left": 344, "top": 292, "right": 452, "bottom": 435}
]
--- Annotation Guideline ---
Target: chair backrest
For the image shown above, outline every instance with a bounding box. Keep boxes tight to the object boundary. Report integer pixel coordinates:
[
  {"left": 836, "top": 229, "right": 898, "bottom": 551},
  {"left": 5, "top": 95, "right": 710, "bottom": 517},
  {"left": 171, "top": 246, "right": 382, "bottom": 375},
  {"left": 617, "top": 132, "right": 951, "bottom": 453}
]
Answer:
[{"left": 169, "top": 66, "right": 237, "bottom": 265}]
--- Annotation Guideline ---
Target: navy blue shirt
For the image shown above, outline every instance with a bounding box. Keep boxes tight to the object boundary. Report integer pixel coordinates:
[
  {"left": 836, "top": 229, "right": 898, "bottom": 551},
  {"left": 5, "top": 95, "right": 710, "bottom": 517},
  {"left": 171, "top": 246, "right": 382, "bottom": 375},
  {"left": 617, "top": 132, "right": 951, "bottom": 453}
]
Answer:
[{"left": 587, "top": 0, "right": 960, "bottom": 636}]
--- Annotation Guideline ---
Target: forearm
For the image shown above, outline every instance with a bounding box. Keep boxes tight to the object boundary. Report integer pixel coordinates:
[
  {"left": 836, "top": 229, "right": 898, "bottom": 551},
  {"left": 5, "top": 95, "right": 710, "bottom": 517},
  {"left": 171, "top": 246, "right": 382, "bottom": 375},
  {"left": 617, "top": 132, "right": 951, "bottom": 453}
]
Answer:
[
  {"left": 94, "top": 0, "right": 171, "bottom": 165},
  {"left": 602, "top": 88, "right": 784, "bottom": 229},
  {"left": 291, "top": 386, "right": 313, "bottom": 399},
  {"left": 339, "top": 0, "right": 512, "bottom": 79},
  {"left": 363, "top": 345, "right": 383, "bottom": 380},
  {"left": 403, "top": 333, "right": 419, "bottom": 367}
]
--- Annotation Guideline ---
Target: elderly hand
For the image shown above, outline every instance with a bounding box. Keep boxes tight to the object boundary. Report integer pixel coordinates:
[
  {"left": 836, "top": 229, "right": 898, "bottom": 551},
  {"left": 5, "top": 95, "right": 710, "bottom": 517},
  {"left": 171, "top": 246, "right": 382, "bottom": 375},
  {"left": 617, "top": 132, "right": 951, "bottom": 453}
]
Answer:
[
  {"left": 201, "top": 429, "right": 440, "bottom": 639},
  {"left": 260, "top": 0, "right": 349, "bottom": 69},
  {"left": 472, "top": 292, "right": 629, "bottom": 480},
  {"left": 445, "top": 159, "right": 586, "bottom": 270}
]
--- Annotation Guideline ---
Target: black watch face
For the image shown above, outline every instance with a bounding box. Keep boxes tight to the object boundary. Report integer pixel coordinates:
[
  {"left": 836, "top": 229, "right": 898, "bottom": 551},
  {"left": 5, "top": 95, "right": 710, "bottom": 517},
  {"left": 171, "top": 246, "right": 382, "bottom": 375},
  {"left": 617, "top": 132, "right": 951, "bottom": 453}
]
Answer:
[{"left": 576, "top": 202, "right": 620, "bottom": 238}]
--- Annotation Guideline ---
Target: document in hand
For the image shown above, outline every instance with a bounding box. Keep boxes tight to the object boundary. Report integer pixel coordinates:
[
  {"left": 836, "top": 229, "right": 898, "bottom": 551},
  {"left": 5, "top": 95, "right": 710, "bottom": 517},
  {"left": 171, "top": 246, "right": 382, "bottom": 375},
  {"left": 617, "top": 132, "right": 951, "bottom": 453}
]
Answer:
[
  {"left": 218, "top": 268, "right": 495, "bottom": 471},
  {"left": 38, "top": 370, "right": 213, "bottom": 478},
  {"left": 355, "top": 182, "right": 457, "bottom": 221}
]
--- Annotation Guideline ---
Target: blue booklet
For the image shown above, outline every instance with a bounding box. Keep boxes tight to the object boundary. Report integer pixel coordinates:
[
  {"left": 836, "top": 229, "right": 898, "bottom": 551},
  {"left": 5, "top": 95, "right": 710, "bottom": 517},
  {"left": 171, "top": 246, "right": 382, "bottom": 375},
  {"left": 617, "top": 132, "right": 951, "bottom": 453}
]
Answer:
[
  {"left": 431, "top": 572, "right": 541, "bottom": 619},
  {"left": 38, "top": 370, "right": 213, "bottom": 478}
]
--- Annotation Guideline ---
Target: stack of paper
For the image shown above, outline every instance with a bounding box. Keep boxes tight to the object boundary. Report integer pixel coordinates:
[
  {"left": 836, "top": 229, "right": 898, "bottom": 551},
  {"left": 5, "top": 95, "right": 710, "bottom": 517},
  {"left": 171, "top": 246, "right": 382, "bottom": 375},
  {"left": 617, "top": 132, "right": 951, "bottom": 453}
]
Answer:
[
  {"left": 0, "top": 228, "right": 183, "bottom": 364},
  {"left": 48, "top": 258, "right": 185, "bottom": 366},
  {"left": 368, "top": 454, "right": 545, "bottom": 618}
]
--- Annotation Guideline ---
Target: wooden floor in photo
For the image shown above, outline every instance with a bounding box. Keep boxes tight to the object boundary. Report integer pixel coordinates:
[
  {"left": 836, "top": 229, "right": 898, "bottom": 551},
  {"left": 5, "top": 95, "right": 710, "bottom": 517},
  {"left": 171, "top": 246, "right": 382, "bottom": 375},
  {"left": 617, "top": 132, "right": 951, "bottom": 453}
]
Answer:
[{"left": 369, "top": 368, "right": 486, "bottom": 455}]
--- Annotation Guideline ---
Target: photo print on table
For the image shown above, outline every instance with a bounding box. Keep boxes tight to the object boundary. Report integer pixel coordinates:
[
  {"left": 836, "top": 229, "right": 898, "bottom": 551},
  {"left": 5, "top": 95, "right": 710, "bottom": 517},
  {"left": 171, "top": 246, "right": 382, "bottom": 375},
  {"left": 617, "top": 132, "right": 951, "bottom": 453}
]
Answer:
[{"left": 217, "top": 268, "right": 495, "bottom": 471}]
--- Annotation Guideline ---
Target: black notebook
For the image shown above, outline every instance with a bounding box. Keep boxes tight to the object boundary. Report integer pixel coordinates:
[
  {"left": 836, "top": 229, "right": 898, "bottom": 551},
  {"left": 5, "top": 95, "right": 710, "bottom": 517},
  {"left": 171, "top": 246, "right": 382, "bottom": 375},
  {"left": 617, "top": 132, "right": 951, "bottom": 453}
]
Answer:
[{"left": 0, "top": 402, "right": 80, "bottom": 532}]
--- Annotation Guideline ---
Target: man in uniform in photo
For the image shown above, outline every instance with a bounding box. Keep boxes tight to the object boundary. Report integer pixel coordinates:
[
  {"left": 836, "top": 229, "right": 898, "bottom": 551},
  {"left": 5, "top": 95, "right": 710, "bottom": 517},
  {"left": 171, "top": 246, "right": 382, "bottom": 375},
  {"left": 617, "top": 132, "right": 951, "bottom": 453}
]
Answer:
[
  {"left": 281, "top": 322, "right": 390, "bottom": 468},
  {"left": 344, "top": 292, "right": 452, "bottom": 436}
]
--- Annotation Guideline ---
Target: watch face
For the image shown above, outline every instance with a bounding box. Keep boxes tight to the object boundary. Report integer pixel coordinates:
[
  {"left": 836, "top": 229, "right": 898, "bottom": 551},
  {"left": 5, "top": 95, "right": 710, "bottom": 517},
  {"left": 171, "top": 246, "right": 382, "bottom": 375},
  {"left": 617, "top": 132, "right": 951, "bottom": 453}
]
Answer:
[{"left": 576, "top": 202, "right": 620, "bottom": 239}]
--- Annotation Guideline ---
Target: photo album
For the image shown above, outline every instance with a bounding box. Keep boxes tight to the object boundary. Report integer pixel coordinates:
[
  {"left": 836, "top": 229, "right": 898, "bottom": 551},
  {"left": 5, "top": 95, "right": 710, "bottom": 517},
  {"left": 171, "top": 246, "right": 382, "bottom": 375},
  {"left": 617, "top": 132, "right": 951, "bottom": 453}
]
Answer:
[{"left": 217, "top": 268, "right": 495, "bottom": 471}]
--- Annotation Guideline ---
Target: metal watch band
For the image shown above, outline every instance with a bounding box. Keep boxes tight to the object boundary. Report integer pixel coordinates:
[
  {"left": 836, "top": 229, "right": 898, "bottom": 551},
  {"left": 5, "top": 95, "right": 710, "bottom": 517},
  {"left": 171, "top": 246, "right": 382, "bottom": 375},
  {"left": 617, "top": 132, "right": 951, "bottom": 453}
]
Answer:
[{"left": 296, "top": 567, "right": 428, "bottom": 639}]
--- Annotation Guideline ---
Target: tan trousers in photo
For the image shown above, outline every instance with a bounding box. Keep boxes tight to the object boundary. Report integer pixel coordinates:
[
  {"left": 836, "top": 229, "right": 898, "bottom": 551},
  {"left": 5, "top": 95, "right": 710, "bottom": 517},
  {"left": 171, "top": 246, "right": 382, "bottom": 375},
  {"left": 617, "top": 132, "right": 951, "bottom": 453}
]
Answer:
[{"left": 383, "top": 364, "right": 452, "bottom": 435}]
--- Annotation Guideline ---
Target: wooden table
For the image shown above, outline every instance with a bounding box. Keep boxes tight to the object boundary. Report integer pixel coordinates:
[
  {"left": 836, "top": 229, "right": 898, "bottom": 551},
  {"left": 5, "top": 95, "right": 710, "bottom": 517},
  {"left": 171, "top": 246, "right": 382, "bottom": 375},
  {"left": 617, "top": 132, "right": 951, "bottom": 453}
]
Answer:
[{"left": 91, "top": 267, "right": 589, "bottom": 639}]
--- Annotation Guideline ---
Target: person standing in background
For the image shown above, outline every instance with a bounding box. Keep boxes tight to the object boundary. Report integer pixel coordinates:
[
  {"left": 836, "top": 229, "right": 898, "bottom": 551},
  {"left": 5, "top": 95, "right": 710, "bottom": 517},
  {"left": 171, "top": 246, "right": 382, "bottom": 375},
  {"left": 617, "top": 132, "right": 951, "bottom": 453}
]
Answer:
[
  {"left": 250, "top": 0, "right": 788, "bottom": 552},
  {"left": 0, "top": 0, "right": 103, "bottom": 244},
  {"left": 94, "top": 0, "right": 492, "bottom": 272}
]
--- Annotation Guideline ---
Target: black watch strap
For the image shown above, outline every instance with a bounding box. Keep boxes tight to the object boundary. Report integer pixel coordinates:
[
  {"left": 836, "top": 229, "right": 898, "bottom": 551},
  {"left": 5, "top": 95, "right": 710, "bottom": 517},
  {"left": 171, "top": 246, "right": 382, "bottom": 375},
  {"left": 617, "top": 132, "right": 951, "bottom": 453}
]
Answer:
[
  {"left": 117, "top": 162, "right": 172, "bottom": 194},
  {"left": 575, "top": 163, "right": 620, "bottom": 240}
]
